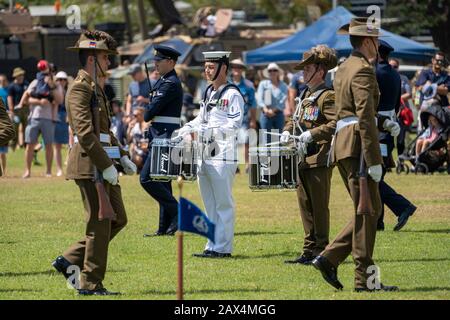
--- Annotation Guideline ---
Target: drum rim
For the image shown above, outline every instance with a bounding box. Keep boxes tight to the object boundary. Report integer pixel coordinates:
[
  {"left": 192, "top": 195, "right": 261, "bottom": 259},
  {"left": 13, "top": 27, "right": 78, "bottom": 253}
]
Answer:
[{"left": 249, "top": 146, "right": 298, "bottom": 155}]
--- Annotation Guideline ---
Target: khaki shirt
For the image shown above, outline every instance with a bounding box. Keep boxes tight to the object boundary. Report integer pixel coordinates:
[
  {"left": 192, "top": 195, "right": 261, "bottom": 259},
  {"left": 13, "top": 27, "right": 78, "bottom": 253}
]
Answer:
[
  {"left": 65, "top": 69, "right": 127, "bottom": 180},
  {"left": 332, "top": 51, "right": 382, "bottom": 167},
  {"left": 283, "top": 83, "right": 336, "bottom": 169},
  {"left": 0, "top": 99, "right": 15, "bottom": 147}
]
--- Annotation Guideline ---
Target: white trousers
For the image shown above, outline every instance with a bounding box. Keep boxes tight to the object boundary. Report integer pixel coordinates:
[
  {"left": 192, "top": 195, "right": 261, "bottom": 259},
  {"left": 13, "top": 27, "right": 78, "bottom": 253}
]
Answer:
[{"left": 198, "top": 162, "right": 238, "bottom": 254}]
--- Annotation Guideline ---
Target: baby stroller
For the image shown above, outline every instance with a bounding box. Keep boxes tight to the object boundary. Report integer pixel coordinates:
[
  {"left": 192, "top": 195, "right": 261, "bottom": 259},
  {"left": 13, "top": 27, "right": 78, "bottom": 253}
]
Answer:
[{"left": 396, "top": 105, "right": 450, "bottom": 174}]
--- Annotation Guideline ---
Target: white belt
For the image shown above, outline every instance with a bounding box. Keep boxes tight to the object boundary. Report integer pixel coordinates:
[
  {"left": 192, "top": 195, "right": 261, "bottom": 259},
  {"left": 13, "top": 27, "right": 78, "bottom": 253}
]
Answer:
[
  {"left": 378, "top": 109, "right": 396, "bottom": 121},
  {"left": 327, "top": 116, "right": 359, "bottom": 167},
  {"left": 153, "top": 116, "right": 180, "bottom": 125},
  {"left": 74, "top": 133, "right": 111, "bottom": 144},
  {"left": 336, "top": 116, "right": 359, "bottom": 133}
]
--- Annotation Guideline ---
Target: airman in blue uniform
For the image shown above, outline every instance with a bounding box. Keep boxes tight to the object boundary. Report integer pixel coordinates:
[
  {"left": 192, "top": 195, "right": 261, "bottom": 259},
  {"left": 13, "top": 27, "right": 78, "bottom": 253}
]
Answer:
[
  {"left": 376, "top": 40, "right": 416, "bottom": 231},
  {"left": 140, "top": 45, "right": 183, "bottom": 236}
]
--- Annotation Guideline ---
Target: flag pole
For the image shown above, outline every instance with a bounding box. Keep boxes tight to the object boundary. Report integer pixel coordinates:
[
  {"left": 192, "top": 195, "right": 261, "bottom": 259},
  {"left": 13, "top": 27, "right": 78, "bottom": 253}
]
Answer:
[{"left": 176, "top": 176, "right": 184, "bottom": 300}]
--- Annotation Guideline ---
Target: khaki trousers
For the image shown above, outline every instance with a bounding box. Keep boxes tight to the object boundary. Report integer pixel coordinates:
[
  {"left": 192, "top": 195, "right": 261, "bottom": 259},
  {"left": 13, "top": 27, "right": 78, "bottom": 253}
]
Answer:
[
  {"left": 63, "top": 179, "right": 127, "bottom": 290},
  {"left": 321, "top": 157, "right": 381, "bottom": 289},
  {"left": 297, "top": 166, "right": 333, "bottom": 256}
]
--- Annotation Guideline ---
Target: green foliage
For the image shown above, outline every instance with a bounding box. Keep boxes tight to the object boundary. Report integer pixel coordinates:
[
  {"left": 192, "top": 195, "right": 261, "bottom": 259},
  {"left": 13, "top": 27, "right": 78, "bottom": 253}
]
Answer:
[
  {"left": 385, "top": 0, "right": 444, "bottom": 35},
  {"left": 257, "top": 0, "right": 331, "bottom": 25}
]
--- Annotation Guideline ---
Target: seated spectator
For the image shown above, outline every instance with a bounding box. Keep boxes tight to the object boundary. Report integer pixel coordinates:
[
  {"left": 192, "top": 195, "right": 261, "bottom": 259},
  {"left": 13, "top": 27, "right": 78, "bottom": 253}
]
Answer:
[
  {"left": 127, "top": 107, "right": 149, "bottom": 171},
  {"left": 416, "top": 114, "right": 442, "bottom": 155}
]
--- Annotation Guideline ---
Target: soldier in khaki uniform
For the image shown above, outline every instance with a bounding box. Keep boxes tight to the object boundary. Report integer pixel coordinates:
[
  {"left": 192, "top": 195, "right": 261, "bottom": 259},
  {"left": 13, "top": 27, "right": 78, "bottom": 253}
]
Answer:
[
  {"left": 0, "top": 99, "right": 15, "bottom": 176},
  {"left": 311, "top": 18, "right": 398, "bottom": 292},
  {"left": 52, "top": 30, "right": 137, "bottom": 296},
  {"left": 281, "top": 45, "right": 337, "bottom": 265}
]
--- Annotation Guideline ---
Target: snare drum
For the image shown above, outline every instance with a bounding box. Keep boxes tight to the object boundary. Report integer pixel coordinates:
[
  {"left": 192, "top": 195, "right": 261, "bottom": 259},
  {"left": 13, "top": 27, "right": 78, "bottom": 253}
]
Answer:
[
  {"left": 149, "top": 138, "right": 198, "bottom": 181},
  {"left": 180, "top": 141, "right": 198, "bottom": 181},
  {"left": 248, "top": 146, "right": 298, "bottom": 190}
]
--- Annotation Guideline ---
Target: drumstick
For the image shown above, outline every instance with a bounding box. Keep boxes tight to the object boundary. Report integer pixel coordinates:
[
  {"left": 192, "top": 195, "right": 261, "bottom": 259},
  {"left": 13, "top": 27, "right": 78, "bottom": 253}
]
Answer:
[
  {"left": 265, "top": 132, "right": 300, "bottom": 140},
  {"left": 265, "top": 141, "right": 282, "bottom": 146},
  {"left": 171, "top": 126, "right": 222, "bottom": 141}
]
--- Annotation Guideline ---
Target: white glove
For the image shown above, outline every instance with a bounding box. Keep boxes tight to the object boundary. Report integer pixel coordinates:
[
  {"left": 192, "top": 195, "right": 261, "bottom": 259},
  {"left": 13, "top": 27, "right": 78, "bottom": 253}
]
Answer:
[
  {"left": 368, "top": 164, "right": 382, "bottom": 183},
  {"left": 383, "top": 119, "right": 400, "bottom": 137},
  {"left": 171, "top": 126, "right": 191, "bottom": 143},
  {"left": 280, "top": 131, "right": 291, "bottom": 144},
  {"left": 103, "top": 164, "right": 118, "bottom": 185},
  {"left": 120, "top": 156, "right": 137, "bottom": 175},
  {"left": 299, "top": 131, "right": 313, "bottom": 144},
  {"left": 178, "top": 126, "right": 191, "bottom": 137}
]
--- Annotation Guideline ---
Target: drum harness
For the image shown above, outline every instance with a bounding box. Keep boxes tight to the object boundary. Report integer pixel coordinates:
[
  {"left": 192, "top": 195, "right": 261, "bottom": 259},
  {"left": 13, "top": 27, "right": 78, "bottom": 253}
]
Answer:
[
  {"left": 198, "top": 83, "right": 244, "bottom": 160},
  {"left": 292, "top": 87, "right": 332, "bottom": 162}
]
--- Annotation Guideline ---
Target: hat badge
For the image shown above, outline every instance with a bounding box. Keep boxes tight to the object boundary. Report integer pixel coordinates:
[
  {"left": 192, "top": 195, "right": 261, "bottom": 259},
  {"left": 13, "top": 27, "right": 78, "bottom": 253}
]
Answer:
[
  {"left": 367, "top": 25, "right": 375, "bottom": 34},
  {"left": 89, "top": 41, "right": 97, "bottom": 48}
]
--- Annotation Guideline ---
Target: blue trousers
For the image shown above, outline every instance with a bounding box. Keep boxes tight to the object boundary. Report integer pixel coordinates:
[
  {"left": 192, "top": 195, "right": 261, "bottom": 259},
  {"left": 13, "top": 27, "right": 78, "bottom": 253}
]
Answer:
[
  {"left": 378, "top": 133, "right": 414, "bottom": 224},
  {"left": 259, "top": 112, "right": 285, "bottom": 143},
  {"left": 140, "top": 129, "right": 178, "bottom": 232},
  {"left": 259, "top": 112, "right": 285, "bottom": 131}
]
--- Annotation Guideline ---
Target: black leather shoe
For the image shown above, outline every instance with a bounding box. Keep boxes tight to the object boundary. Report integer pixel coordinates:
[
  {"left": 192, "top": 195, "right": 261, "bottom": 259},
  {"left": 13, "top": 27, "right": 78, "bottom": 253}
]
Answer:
[
  {"left": 211, "top": 251, "right": 231, "bottom": 258},
  {"left": 52, "top": 256, "right": 72, "bottom": 279},
  {"left": 165, "top": 223, "right": 178, "bottom": 236},
  {"left": 394, "top": 205, "right": 416, "bottom": 231},
  {"left": 192, "top": 250, "right": 213, "bottom": 257},
  {"left": 78, "top": 288, "right": 121, "bottom": 296},
  {"left": 193, "top": 250, "right": 231, "bottom": 258},
  {"left": 377, "top": 222, "right": 385, "bottom": 231},
  {"left": 312, "top": 255, "right": 343, "bottom": 290},
  {"left": 355, "top": 283, "right": 399, "bottom": 292},
  {"left": 143, "top": 230, "right": 165, "bottom": 237},
  {"left": 285, "top": 253, "right": 315, "bottom": 265}
]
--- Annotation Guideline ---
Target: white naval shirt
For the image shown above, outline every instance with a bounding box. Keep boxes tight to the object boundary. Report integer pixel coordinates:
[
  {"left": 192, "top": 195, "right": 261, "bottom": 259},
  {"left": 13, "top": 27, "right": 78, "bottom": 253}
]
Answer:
[{"left": 185, "top": 86, "right": 244, "bottom": 163}]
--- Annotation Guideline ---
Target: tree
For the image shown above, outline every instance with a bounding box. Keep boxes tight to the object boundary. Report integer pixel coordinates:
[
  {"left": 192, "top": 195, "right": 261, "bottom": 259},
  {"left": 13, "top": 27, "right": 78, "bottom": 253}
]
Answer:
[
  {"left": 386, "top": 0, "right": 449, "bottom": 58},
  {"left": 258, "top": 0, "right": 331, "bottom": 25}
]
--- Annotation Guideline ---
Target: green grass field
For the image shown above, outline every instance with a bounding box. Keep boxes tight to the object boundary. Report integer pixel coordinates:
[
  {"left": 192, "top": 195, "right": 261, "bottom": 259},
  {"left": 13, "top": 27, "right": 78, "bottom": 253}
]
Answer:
[{"left": 0, "top": 147, "right": 449, "bottom": 300}]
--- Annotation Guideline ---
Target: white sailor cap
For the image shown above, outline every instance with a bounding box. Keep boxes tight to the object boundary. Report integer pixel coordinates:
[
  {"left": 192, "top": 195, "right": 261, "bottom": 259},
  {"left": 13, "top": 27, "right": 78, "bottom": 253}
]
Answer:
[{"left": 202, "top": 51, "right": 231, "bottom": 63}]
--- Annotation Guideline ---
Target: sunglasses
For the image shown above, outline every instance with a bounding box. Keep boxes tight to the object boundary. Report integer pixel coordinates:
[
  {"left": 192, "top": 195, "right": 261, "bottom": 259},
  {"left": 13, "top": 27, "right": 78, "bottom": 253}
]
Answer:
[
  {"left": 392, "top": 65, "right": 399, "bottom": 69},
  {"left": 268, "top": 69, "right": 279, "bottom": 73}
]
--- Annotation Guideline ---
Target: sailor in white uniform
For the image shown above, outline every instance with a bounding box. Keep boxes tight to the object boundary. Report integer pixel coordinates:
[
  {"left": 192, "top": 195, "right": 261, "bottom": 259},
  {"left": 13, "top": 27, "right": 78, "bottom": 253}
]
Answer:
[{"left": 175, "top": 51, "right": 245, "bottom": 258}]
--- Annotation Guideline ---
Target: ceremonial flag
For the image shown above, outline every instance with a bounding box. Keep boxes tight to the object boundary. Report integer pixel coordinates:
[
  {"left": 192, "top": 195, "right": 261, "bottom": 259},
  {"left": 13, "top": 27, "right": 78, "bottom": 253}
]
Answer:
[{"left": 178, "top": 197, "right": 215, "bottom": 243}]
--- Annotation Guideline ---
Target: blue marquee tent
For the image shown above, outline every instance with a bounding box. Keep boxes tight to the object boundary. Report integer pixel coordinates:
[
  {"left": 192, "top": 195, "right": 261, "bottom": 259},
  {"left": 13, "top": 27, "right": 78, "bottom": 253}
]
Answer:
[{"left": 243, "top": 6, "right": 436, "bottom": 66}]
